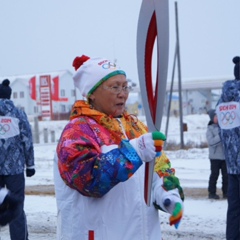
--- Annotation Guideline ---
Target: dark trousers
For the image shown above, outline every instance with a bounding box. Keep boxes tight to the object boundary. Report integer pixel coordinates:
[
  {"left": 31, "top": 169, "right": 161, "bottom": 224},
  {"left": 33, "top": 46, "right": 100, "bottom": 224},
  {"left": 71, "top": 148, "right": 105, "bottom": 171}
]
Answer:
[
  {"left": 208, "top": 159, "right": 228, "bottom": 195},
  {"left": 226, "top": 174, "right": 240, "bottom": 240},
  {"left": 0, "top": 173, "right": 28, "bottom": 240}
]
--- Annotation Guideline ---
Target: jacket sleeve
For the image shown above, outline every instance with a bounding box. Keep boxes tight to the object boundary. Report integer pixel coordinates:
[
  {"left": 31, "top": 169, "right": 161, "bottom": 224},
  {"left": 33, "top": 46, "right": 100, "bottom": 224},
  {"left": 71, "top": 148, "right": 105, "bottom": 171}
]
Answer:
[
  {"left": 57, "top": 121, "right": 143, "bottom": 198},
  {"left": 19, "top": 110, "right": 34, "bottom": 167},
  {"left": 206, "top": 125, "right": 221, "bottom": 147}
]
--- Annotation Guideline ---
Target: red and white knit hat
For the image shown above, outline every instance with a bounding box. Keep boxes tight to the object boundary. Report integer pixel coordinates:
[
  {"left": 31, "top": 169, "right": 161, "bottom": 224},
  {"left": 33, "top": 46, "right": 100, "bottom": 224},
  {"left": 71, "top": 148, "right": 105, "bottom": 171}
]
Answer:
[{"left": 72, "top": 55, "right": 126, "bottom": 98}]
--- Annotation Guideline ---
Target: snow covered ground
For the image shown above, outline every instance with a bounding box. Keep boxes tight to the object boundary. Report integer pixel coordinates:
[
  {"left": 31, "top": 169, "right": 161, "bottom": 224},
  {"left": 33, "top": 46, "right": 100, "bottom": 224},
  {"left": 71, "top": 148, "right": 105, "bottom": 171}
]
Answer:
[{"left": 0, "top": 114, "right": 228, "bottom": 240}]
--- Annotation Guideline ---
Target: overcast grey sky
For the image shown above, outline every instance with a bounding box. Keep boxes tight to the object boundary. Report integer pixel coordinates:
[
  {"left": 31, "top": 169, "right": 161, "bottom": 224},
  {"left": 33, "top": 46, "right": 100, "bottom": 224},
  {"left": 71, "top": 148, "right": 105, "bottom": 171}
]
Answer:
[{"left": 0, "top": 0, "right": 239, "bottom": 84}]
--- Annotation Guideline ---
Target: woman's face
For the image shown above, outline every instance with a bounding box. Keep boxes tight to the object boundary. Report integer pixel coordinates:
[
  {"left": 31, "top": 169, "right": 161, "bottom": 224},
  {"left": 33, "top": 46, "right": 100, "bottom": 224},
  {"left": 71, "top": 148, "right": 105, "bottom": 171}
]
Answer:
[{"left": 89, "top": 75, "right": 129, "bottom": 117}]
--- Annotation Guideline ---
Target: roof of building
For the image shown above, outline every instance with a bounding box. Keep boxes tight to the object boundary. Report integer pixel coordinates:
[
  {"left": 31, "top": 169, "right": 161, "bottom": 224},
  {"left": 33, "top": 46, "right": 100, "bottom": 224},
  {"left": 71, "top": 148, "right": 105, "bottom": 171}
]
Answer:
[
  {"left": 0, "top": 69, "right": 73, "bottom": 85},
  {"left": 167, "top": 75, "right": 232, "bottom": 91},
  {"left": 132, "top": 75, "right": 233, "bottom": 92}
]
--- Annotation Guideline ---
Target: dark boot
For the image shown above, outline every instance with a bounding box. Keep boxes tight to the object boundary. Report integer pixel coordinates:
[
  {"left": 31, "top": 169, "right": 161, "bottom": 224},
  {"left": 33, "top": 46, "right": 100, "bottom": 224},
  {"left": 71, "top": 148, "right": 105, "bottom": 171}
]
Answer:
[{"left": 208, "top": 193, "right": 220, "bottom": 199}]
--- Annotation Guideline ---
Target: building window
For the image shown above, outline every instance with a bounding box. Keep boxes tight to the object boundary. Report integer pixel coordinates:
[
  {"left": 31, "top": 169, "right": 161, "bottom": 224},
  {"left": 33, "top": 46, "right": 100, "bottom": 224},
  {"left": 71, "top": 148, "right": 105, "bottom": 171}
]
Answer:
[
  {"left": 68, "top": 104, "right": 73, "bottom": 111},
  {"left": 61, "top": 104, "right": 66, "bottom": 112},
  {"left": 20, "top": 91, "right": 24, "bottom": 98},
  {"left": 13, "top": 92, "right": 18, "bottom": 99},
  {"left": 71, "top": 89, "right": 76, "bottom": 97},
  {"left": 34, "top": 106, "right": 38, "bottom": 113},
  {"left": 61, "top": 89, "right": 65, "bottom": 97}
]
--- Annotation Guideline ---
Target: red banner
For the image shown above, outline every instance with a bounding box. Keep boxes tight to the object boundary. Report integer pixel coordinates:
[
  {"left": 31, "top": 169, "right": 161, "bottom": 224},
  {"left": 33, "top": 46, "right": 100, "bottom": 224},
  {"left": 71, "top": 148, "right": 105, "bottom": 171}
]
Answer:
[
  {"left": 52, "top": 76, "right": 68, "bottom": 102},
  {"left": 29, "top": 76, "right": 37, "bottom": 100}
]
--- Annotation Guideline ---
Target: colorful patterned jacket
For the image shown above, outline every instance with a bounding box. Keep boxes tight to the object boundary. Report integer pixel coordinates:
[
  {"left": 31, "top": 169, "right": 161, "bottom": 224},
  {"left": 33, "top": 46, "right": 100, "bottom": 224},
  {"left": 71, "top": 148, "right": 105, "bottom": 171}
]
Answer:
[
  {"left": 55, "top": 100, "right": 183, "bottom": 240},
  {"left": 57, "top": 100, "right": 183, "bottom": 198}
]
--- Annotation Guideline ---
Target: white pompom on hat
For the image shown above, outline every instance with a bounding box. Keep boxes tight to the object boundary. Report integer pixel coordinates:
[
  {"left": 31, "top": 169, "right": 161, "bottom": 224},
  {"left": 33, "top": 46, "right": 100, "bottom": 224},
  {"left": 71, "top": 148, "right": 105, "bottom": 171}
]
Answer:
[{"left": 72, "top": 55, "right": 126, "bottom": 98}]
